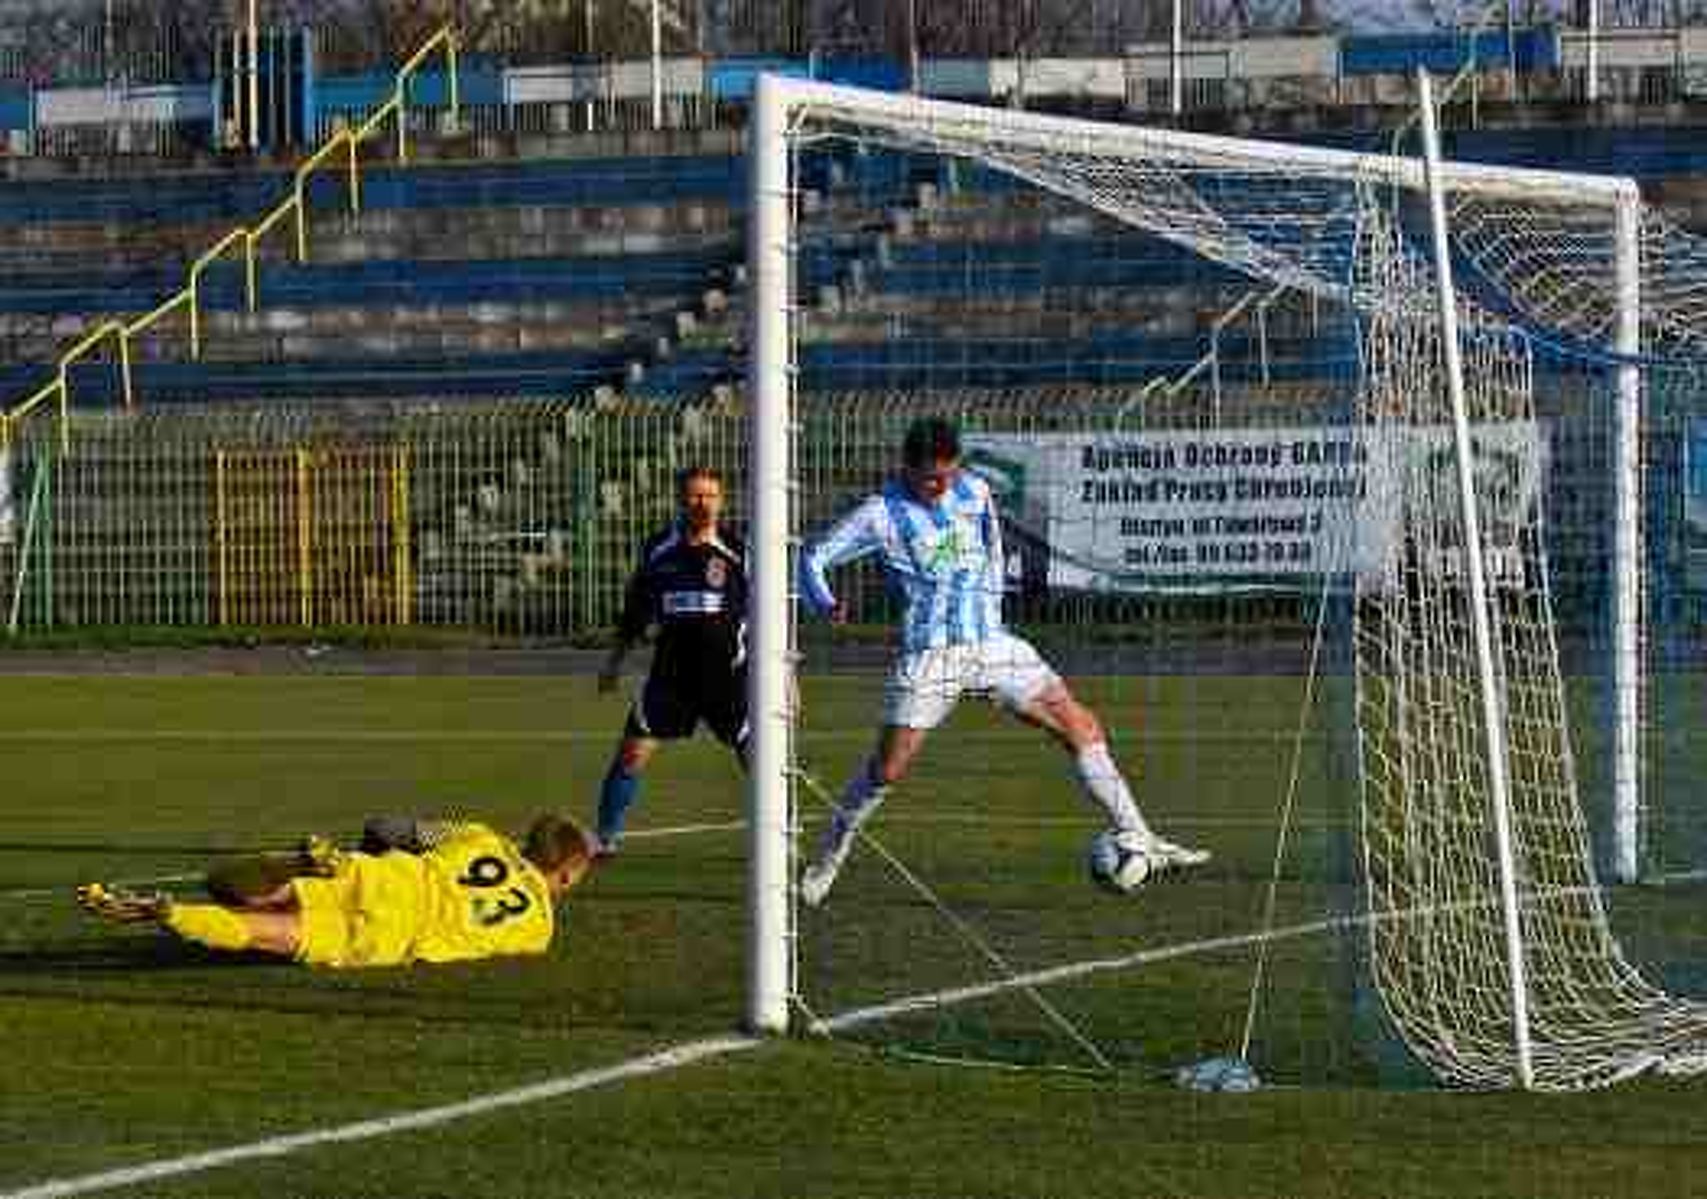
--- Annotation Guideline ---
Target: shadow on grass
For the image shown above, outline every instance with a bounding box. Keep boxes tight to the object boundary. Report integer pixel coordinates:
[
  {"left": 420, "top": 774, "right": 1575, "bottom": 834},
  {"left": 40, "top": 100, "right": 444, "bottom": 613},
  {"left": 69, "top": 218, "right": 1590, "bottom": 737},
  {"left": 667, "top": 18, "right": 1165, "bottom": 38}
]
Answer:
[
  {"left": 0, "top": 841, "right": 261, "bottom": 859},
  {"left": 0, "top": 935, "right": 261, "bottom": 975},
  {"left": 0, "top": 935, "right": 715, "bottom": 1039}
]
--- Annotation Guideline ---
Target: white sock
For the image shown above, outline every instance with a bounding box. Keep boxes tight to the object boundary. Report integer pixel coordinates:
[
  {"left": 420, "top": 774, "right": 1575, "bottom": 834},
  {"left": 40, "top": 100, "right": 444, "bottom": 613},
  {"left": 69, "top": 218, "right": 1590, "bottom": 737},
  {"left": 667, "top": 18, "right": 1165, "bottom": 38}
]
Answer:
[
  {"left": 819, "top": 757, "right": 888, "bottom": 861},
  {"left": 1073, "top": 742, "right": 1150, "bottom": 839}
]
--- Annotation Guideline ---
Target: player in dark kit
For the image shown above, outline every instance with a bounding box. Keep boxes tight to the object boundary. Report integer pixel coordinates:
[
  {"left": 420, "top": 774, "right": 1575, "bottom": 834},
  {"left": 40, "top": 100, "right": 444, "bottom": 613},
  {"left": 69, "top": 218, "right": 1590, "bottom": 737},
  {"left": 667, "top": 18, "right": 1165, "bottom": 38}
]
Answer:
[{"left": 594, "top": 466, "right": 749, "bottom": 855}]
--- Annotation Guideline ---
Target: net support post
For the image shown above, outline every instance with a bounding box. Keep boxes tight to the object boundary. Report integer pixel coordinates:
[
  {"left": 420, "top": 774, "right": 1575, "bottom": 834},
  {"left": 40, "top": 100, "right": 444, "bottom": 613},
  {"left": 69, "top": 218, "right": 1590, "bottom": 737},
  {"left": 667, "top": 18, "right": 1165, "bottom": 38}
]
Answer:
[
  {"left": 1611, "top": 185, "right": 1643, "bottom": 884},
  {"left": 1169, "top": 0, "right": 1184, "bottom": 117},
  {"left": 1586, "top": 0, "right": 1601, "bottom": 104},
  {"left": 650, "top": 0, "right": 664, "bottom": 131},
  {"left": 1418, "top": 68, "right": 1535, "bottom": 1091},
  {"left": 247, "top": 0, "right": 261, "bottom": 152},
  {"left": 745, "top": 72, "right": 794, "bottom": 1036}
]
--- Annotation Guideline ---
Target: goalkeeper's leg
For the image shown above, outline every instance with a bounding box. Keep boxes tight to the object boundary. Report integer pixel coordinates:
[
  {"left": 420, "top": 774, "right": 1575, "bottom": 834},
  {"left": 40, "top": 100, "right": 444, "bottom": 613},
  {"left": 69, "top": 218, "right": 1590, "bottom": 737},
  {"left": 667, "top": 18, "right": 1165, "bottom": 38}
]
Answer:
[{"left": 205, "top": 836, "right": 342, "bottom": 908}]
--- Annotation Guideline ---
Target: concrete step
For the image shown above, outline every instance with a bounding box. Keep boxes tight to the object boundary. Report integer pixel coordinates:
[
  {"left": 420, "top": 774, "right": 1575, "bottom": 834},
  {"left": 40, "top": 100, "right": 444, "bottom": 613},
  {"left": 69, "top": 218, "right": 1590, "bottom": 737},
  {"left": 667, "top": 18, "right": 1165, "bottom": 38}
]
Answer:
[{"left": 0, "top": 200, "right": 742, "bottom": 274}]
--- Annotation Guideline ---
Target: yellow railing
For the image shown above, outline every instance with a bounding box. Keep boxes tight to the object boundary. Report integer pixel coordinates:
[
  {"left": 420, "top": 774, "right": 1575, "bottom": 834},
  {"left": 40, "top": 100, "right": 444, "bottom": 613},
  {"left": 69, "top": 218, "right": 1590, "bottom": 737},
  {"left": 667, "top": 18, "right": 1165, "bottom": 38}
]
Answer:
[
  {"left": 213, "top": 443, "right": 415, "bottom": 628},
  {"left": 0, "top": 25, "right": 460, "bottom": 457}
]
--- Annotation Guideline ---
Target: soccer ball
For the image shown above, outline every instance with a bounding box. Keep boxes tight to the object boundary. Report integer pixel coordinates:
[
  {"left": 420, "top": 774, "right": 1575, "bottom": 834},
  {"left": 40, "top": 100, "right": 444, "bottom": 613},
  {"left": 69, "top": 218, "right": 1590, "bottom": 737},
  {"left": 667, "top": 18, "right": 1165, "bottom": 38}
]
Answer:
[{"left": 1087, "top": 829, "right": 1152, "bottom": 894}]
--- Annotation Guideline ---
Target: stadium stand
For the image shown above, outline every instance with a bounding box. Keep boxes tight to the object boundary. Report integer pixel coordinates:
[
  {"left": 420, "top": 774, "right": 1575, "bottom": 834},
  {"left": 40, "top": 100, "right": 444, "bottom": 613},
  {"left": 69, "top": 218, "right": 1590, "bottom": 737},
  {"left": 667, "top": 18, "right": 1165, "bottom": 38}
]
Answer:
[
  {"left": 7, "top": 14, "right": 1707, "bottom": 637},
  {"left": 0, "top": 153, "right": 750, "bottom": 404}
]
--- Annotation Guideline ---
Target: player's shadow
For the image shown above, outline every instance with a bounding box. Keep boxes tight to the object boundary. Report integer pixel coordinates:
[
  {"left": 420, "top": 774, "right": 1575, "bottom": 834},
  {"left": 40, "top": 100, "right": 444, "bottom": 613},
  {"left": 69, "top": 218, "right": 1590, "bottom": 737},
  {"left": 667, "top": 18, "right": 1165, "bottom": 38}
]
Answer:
[
  {"left": 0, "top": 936, "right": 276, "bottom": 976},
  {"left": 0, "top": 840, "right": 252, "bottom": 857}
]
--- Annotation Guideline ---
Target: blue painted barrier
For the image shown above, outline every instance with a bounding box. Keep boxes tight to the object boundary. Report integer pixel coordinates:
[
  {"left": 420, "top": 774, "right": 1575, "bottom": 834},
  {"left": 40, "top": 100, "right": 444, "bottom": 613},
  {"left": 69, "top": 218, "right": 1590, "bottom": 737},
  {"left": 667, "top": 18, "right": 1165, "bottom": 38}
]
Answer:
[{"left": 1340, "top": 28, "right": 1559, "bottom": 76}]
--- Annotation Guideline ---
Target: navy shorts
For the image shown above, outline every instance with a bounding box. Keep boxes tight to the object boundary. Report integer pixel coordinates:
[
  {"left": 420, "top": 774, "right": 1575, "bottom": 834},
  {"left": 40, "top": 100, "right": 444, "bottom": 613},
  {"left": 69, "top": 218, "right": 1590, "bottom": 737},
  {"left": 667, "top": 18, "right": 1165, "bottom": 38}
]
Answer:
[{"left": 626, "top": 669, "right": 749, "bottom": 747}]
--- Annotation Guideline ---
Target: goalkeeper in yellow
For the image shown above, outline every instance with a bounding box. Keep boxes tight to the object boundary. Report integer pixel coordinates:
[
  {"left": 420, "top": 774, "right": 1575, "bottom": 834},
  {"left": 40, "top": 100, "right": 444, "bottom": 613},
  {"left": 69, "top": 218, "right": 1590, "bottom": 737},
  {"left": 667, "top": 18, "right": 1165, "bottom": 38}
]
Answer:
[{"left": 75, "top": 814, "right": 593, "bottom": 968}]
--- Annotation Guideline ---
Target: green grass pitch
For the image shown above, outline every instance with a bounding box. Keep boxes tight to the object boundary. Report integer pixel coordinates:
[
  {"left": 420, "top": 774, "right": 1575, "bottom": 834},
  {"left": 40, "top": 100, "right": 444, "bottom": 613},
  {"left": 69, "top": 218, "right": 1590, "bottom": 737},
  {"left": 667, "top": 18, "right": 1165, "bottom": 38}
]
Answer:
[{"left": 1, "top": 666, "right": 1704, "bottom": 1198}]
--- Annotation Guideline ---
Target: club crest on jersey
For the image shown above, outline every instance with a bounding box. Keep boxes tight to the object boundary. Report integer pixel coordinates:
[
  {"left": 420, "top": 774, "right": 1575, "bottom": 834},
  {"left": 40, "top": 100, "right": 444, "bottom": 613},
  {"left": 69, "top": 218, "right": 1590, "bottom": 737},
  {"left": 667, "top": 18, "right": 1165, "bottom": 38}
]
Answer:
[
  {"left": 921, "top": 528, "right": 965, "bottom": 576},
  {"left": 705, "top": 557, "right": 728, "bottom": 588}
]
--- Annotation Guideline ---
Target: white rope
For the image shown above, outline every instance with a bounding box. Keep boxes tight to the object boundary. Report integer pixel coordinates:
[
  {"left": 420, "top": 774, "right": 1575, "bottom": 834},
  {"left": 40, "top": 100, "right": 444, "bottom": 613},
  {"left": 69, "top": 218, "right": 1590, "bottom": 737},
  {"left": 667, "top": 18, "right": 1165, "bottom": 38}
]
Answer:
[
  {"left": 1239, "top": 572, "right": 1335, "bottom": 1064},
  {"left": 792, "top": 765, "right": 1117, "bottom": 1074}
]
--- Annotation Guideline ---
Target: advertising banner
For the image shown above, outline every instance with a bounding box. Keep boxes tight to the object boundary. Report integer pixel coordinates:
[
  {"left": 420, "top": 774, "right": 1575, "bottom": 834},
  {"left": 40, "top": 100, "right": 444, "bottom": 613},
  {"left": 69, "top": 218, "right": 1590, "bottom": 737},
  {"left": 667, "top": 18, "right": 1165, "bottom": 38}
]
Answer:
[{"left": 966, "top": 423, "right": 1541, "bottom": 592}]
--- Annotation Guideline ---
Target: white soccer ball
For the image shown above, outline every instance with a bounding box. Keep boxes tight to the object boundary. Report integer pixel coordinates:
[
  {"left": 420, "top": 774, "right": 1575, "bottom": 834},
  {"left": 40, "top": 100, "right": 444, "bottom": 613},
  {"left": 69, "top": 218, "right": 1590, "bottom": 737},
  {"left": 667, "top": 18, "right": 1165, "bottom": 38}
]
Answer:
[{"left": 1087, "top": 829, "right": 1152, "bottom": 894}]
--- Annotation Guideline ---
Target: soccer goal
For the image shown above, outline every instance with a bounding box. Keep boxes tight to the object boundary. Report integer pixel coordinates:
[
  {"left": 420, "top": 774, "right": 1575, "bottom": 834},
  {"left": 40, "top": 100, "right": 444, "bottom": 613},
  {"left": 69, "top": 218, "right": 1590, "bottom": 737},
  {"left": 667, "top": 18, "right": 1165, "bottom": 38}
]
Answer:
[{"left": 745, "top": 75, "right": 1707, "bottom": 1090}]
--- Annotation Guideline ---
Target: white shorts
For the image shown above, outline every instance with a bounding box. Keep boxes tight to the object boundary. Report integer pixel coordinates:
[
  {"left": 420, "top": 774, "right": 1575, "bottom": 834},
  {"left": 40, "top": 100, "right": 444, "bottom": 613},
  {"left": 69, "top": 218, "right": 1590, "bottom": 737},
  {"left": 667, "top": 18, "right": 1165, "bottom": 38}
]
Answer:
[{"left": 881, "top": 631, "right": 1062, "bottom": 730}]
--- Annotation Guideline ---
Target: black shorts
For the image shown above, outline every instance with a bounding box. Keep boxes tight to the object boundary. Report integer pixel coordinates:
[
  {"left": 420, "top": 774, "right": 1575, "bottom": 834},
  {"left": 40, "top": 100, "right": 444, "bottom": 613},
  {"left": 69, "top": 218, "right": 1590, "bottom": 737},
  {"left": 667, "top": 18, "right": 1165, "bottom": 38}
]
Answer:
[{"left": 626, "top": 669, "right": 749, "bottom": 747}]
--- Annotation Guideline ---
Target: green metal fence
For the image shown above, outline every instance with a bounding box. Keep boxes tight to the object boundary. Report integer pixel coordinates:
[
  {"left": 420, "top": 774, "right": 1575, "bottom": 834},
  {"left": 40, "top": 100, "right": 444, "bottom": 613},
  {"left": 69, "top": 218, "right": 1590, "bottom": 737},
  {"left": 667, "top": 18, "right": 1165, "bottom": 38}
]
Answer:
[
  {"left": 1, "top": 385, "right": 1277, "bottom": 639},
  {"left": 2, "top": 396, "right": 746, "bottom": 637}
]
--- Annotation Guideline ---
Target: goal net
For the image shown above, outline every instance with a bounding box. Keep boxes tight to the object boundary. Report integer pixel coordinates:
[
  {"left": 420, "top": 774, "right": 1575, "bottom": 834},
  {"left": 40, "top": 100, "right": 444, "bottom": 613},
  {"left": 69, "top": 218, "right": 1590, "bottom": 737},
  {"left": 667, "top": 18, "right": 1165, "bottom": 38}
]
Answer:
[{"left": 746, "top": 78, "right": 1707, "bottom": 1090}]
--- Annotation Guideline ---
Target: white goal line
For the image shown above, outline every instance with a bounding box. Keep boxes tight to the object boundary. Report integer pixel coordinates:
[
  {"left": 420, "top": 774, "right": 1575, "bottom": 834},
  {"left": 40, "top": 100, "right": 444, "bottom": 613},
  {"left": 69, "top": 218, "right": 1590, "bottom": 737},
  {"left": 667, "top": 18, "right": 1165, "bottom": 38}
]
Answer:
[
  {"left": 808, "top": 883, "right": 1621, "bottom": 1035},
  {"left": 0, "top": 1036, "right": 765, "bottom": 1199},
  {"left": 0, "top": 881, "right": 1641, "bottom": 1199},
  {"left": 1, "top": 909, "right": 1349, "bottom": 1199}
]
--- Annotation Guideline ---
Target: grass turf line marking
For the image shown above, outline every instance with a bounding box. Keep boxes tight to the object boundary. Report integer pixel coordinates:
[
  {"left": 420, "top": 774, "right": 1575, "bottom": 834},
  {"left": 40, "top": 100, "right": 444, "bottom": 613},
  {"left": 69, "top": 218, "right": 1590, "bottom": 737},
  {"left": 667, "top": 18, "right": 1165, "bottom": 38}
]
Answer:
[
  {"left": 0, "top": 913, "right": 1336, "bottom": 1199},
  {"left": 12, "top": 893, "right": 1614, "bottom": 1198},
  {"left": 3, "top": 912, "right": 1354, "bottom": 1199},
  {"left": 0, "top": 874, "right": 203, "bottom": 902},
  {"left": 0, "top": 1035, "right": 762, "bottom": 1199},
  {"left": 0, "top": 728, "right": 1306, "bottom": 744},
  {"left": 809, "top": 883, "right": 1633, "bottom": 1035},
  {"left": 0, "top": 824, "right": 749, "bottom": 903},
  {"left": 0, "top": 730, "right": 608, "bottom": 742},
  {"left": 811, "top": 917, "right": 1343, "bottom": 1034},
  {"left": 0, "top": 809, "right": 1336, "bottom": 900},
  {"left": 625, "top": 821, "right": 746, "bottom": 840}
]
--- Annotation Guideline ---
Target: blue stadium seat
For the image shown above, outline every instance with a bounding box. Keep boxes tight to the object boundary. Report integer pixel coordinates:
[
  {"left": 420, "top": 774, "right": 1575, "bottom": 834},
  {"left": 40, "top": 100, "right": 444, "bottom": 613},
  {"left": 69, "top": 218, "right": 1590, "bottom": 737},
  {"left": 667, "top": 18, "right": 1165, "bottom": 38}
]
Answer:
[
  {"left": 797, "top": 335, "right": 1357, "bottom": 391},
  {"left": 0, "top": 250, "right": 736, "bottom": 315},
  {"left": 0, "top": 156, "right": 747, "bottom": 226},
  {"left": 0, "top": 350, "right": 623, "bottom": 405}
]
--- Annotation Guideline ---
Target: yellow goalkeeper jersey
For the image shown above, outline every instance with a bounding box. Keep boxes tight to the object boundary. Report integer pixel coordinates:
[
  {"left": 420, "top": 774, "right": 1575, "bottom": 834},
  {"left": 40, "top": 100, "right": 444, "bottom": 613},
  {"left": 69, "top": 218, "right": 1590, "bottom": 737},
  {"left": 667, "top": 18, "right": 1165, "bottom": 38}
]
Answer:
[
  {"left": 411, "top": 822, "right": 557, "bottom": 963},
  {"left": 293, "top": 822, "right": 556, "bottom": 967}
]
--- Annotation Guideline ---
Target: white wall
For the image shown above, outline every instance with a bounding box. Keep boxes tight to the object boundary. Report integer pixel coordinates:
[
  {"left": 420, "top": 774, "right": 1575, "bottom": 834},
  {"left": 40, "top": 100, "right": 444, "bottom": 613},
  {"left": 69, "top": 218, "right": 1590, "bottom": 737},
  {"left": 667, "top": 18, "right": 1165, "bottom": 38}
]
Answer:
[
  {"left": 1124, "top": 35, "right": 1336, "bottom": 81},
  {"left": 34, "top": 83, "right": 213, "bottom": 127},
  {"left": 1561, "top": 30, "right": 1680, "bottom": 69}
]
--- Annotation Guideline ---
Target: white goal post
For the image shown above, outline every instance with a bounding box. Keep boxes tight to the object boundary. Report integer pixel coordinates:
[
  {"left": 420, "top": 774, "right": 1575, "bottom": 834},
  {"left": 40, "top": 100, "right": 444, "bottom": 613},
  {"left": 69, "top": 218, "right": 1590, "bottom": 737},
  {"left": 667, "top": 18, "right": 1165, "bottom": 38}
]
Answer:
[{"left": 742, "top": 75, "right": 1649, "bottom": 1081}]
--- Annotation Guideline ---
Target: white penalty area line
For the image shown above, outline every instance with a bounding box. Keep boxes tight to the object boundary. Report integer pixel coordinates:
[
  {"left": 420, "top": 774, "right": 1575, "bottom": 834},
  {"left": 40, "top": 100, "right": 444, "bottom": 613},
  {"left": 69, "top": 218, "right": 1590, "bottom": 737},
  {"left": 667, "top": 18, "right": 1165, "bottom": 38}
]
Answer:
[
  {"left": 1, "top": 911, "right": 1349, "bottom": 1199},
  {"left": 623, "top": 821, "right": 746, "bottom": 841},
  {"left": 809, "top": 881, "right": 1654, "bottom": 1036},
  {"left": 811, "top": 915, "right": 1342, "bottom": 1034},
  {"left": 5, "top": 884, "right": 1644, "bottom": 1199},
  {"left": 1650, "top": 868, "right": 1707, "bottom": 886},
  {"left": 11, "top": 843, "right": 1676, "bottom": 1195},
  {"left": 0, "top": 1035, "right": 764, "bottom": 1199}
]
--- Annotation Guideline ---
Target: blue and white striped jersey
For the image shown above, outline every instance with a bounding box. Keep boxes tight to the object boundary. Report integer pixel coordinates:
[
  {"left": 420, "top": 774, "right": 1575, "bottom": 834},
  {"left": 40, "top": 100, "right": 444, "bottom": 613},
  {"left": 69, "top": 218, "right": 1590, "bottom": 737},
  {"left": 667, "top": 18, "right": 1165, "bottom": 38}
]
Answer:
[{"left": 801, "top": 470, "right": 1006, "bottom": 653}]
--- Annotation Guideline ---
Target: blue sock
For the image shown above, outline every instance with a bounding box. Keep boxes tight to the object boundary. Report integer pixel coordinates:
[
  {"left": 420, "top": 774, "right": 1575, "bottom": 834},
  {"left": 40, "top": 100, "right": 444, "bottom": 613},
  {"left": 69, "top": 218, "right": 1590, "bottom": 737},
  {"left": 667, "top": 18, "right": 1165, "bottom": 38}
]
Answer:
[{"left": 597, "top": 762, "right": 641, "bottom": 845}]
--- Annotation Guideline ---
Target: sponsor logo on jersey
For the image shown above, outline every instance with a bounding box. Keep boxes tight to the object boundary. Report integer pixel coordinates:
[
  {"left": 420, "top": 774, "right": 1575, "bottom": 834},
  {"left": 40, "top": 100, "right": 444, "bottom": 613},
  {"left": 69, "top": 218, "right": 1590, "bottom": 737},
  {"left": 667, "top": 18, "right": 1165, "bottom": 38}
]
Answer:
[
  {"left": 663, "top": 590, "right": 726, "bottom": 615},
  {"left": 922, "top": 527, "right": 966, "bottom": 576}
]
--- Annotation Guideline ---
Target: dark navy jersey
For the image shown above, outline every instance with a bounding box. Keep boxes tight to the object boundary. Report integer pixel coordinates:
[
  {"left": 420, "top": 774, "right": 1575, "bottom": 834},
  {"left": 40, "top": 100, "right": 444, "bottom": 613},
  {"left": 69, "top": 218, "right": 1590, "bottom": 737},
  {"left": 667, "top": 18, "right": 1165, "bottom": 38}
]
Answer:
[{"left": 617, "top": 522, "right": 748, "bottom": 679}]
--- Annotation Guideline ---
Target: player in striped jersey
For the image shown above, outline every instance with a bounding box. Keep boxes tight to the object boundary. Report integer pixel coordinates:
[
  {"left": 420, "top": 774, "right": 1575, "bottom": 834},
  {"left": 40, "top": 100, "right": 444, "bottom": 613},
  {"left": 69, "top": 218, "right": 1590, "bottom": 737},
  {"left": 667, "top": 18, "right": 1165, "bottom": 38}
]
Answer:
[{"left": 797, "top": 416, "right": 1208, "bottom": 907}]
